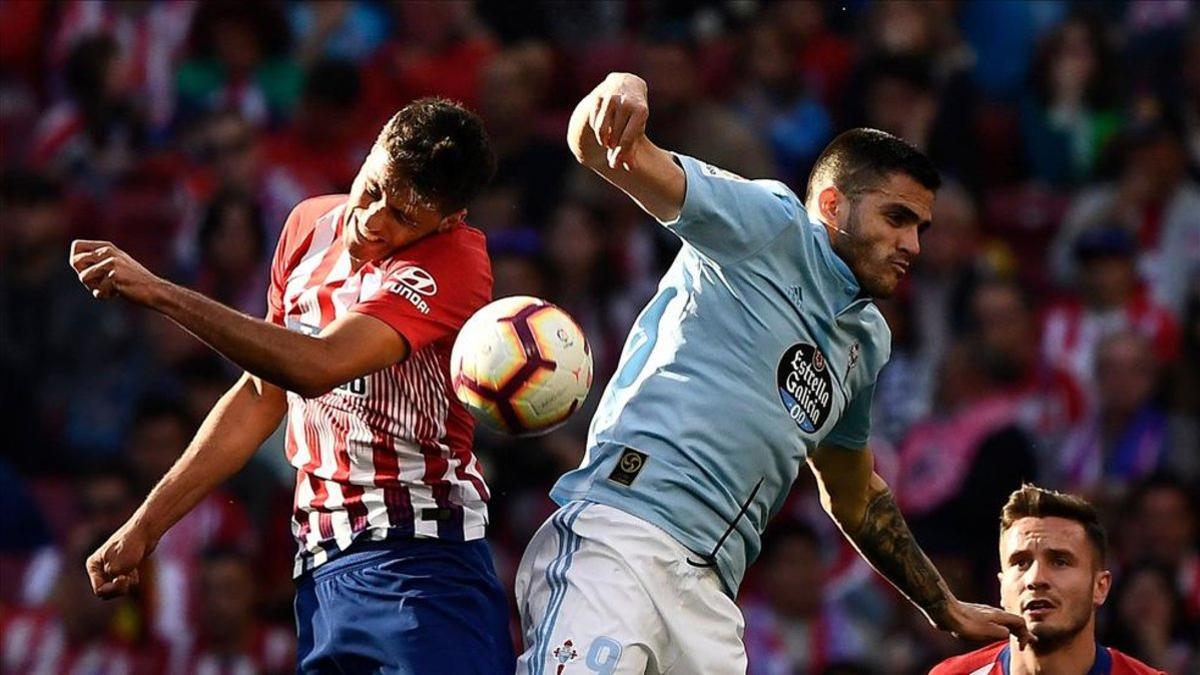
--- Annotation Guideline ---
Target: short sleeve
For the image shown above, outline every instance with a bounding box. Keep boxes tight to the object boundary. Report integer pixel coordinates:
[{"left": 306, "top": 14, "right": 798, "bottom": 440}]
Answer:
[
  {"left": 352, "top": 233, "right": 492, "bottom": 354},
  {"left": 822, "top": 382, "right": 875, "bottom": 450},
  {"left": 266, "top": 204, "right": 303, "bottom": 325},
  {"left": 657, "top": 153, "right": 800, "bottom": 265}
]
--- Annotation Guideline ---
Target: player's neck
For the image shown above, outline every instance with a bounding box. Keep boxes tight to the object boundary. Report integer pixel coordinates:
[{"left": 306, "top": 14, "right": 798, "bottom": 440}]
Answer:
[{"left": 1009, "top": 631, "right": 1097, "bottom": 675}]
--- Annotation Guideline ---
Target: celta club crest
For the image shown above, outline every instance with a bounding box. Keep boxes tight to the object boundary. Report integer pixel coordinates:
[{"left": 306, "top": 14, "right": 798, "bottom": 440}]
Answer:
[{"left": 553, "top": 639, "right": 579, "bottom": 673}]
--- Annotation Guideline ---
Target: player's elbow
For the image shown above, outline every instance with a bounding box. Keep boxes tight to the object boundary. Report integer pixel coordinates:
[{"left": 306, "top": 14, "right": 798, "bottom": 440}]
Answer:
[{"left": 287, "top": 363, "right": 342, "bottom": 399}]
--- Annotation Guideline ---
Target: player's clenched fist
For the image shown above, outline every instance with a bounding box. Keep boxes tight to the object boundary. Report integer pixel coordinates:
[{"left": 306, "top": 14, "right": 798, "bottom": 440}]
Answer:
[
  {"left": 568, "top": 72, "right": 650, "bottom": 171},
  {"left": 69, "top": 239, "right": 164, "bottom": 305},
  {"left": 86, "top": 524, "right": 154, "bottom": 599}
]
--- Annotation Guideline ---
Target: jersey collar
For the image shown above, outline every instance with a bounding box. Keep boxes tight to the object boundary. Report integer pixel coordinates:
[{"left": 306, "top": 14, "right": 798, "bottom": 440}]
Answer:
[{"left": 997, "top": 641, "right": 1112, "bottom": 675}]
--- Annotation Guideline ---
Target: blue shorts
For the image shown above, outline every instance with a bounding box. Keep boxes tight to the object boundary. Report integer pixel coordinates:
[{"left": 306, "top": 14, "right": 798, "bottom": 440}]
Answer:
[{"left": 295, "top": 537, "right": 515, "bottom": 674}]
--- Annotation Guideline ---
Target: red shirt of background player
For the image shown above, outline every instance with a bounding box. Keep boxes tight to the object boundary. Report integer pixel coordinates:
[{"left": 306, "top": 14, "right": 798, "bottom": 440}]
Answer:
[{"left": 931, "top": 640, "right": 1166, "bottom": 675}]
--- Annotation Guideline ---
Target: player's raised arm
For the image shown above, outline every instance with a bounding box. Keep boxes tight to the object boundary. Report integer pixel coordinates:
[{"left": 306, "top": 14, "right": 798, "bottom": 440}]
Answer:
[
  {"left": 86, "top": 373, "right": 285, "bottom": 599},
  {"left": 68, "top": 239, "right": 409, "bottom": 398},
  {"left": 568, "top": 72, "right": 685, "bottom": 222},
  {"left": 807, "top": 443, "right": 1036, "bottom": 649},
  {"left": 570, "top": 73, "right": 800, "bottom": 266}
]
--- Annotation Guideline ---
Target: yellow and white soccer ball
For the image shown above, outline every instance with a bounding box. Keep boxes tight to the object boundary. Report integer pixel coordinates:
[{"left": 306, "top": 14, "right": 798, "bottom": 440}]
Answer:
[{"left": 451, "top": 296, "right": 593, "bottom": 435}]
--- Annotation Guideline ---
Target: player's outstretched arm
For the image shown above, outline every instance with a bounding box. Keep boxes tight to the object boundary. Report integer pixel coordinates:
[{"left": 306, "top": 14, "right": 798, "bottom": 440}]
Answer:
[
  {"left": 808, "top": 443, "right": 1036, "bottom": 649},
  {"left": 86, "top": 373, "right": 286, "bottom": 599},
  {"left": 568, "top": 72, "right": 686, "bottom": 223},
  {"left": 68, "top": 240, "right": 408, "bottom": 397}
]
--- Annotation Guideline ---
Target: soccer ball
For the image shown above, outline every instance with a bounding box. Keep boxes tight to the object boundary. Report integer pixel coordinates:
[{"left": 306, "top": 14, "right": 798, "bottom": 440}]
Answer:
[{"left": 451, "top": 296, "right": 593, "bottom": 435}]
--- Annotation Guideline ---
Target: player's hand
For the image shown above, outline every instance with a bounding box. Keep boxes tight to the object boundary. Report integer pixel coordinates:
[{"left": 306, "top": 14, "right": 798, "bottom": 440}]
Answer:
[
  {"left": 939, "top": 599, "right": 1036, "bottom": 650},
  {"left": 86, "top": 523, "right": 155, "bottom": 599},
  {"left": 69, "top": 239, "right": 166, "bottom": 306},
  {"left": 570, "top": 72, "right": 649, "bottom": 171}
]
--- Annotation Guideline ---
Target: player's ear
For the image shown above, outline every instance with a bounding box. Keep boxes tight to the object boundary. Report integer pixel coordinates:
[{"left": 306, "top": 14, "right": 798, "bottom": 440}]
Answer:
[
  {"left": 1093, "top": 569, "right": 1112, "bottom": 607},
  {"left": 438, "top": 209, "right": 467, "bottom": 232},
  {"left": 817, "top": 186, "right": 842, "bottom": 227}
]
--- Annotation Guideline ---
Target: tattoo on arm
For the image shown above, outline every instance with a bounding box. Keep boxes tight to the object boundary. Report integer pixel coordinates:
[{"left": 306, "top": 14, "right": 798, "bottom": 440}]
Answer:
[{"left": 848, "top": 487, "right": 951, "bottom": 621}]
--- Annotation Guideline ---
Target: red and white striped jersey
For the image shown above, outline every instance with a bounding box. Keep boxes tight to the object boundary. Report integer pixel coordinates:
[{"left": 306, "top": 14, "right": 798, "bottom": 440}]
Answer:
[
  {"left": 931, "top": 641, "right": 1165, "bottom": 675},
  {"left": 268, "top": 196, "right": 493, "bottom": 576}
]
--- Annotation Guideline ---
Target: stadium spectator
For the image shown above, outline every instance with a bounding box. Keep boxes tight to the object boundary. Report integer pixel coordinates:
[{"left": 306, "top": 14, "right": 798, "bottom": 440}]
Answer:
[
  {"left": 190, "top": 188, "right": 271, "bottom": 318},
  {"left": 1, "top": 529, "right": 167, "bottom": 674},
  {"left": 1102, "top": 562, "right": 1196, "bottom": 674},
  {"left": 1051, "top": 119, "right": 1200, "bottom": 316},
  {"left": 1042, "top": 227, "right": 1180, "bottom": 408},
  {"left": 479, "top": 48, "right": 572, "bottom": 227},
  {"left": 261, "top": 58, "right": 370, "bottom": 195},
  {"left": 761, "top": 1, "right": 855, "bottom": 113},
  {"left": 186, "top": 547, "right": 295, "bottom": 674},
  {"left": 30, "top": 34, "right": 147, "bottom": 191},
  {"left": 640, "top": 36, "right": 774, "bottom": 179},
  {"left": 1057, "top": 332, "right": 1192, "bottom": 501},
  {"left": 48, "top": 0, "right": 197, "bottom": 137},
  {"left": 733, "top": 18, "right": 834, "bottom": 185},
  {"left": 21, "top": 467, "right": 138, "bottom": 608},
  {"left": 965, "top": 278, "right": 1085, "bottom": 445},
  {"left": 1021, "top": 13, "right": 1123, "bottom": 187},
  {"left": 125, "top": 398, "right": 255, "bottom": 666},
  {"left": 1118, "top": 476, "right": 1200, "bottom": 621},
  {"left": 743, "top": 521, "right": 880, "bottom": 675},
  {"left": 359, "top": 0, "right": 496, "bottom": 127},
  {"left": 895, "top": 342, "right": 1038, "bottom": 592},
  {"left": 174, "top": 3, "right": 301, "bottom": 130},
  {"left": 0, "top": 171, "right": 142, "bottom": 464}
]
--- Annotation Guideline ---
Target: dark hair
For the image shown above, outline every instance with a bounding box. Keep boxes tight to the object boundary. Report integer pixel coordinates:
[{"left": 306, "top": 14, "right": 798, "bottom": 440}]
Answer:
[
  {"left": 805, "top": 128, "right": 940, "bottom": 204},
  {"left": 1125, "top": 473, "right": 1198, "bottom": 521},
  {"left": 198, "top": 189, "right": 267, "bottom": 261},
  {"left": 65, "top": 34, "right": 119, "bottom": 107},
  {"left": 303, "top": 58, "right": 361, "bottom": 108},
  {"left": 1029, "top": 12, "right": 1119, "bottom": 110},
  {"left": 1000, "top": 484, "right": 1107, "bottom": 566},
  {"left": 375, "top": 98, "right": 496, "bottom": 214}
]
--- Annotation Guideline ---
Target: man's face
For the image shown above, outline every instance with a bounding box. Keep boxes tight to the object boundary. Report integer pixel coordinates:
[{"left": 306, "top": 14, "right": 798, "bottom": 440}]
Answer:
[
  {"left": 829, "top": 173, "right": 933, "bottom": 298},
  {"left": 343, "top": 147, "right": 458, "bottom": 264},
  {"left": 999, "top": 517, "right": 1111, "bottom": 652}
]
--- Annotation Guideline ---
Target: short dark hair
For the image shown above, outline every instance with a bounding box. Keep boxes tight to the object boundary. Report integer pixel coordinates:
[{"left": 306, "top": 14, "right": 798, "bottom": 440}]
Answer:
[
  {"left": 375, "top": 98, "right": 496, "bottom": 214},
  {"left": 805, "top": 128, "right": 941, "bottom": 204},
  {"left": 1000, "top": 484, "right": 1107, "bottom": 566}
]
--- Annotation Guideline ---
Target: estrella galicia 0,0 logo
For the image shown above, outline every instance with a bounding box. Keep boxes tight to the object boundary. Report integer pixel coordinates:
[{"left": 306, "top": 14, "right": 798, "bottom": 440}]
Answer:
[{"left": 777, "top": 343, "right": 833, "bottom": 433}]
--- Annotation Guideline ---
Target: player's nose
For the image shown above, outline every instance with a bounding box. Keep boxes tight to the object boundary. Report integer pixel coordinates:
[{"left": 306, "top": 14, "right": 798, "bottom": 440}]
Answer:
[{"left": 899, "top": 227, "right": 920, "bottom": 257}]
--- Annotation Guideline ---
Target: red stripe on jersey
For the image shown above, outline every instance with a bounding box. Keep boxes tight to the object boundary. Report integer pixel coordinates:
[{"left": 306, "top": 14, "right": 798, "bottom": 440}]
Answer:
[{"left": 343, "top": 485, "right": 369, "bottom": 532}]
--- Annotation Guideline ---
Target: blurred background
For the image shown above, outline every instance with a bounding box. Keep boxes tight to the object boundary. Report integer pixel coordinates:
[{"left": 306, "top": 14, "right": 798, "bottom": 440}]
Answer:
[{"left": 0, "top": 1, "right": 1197, "bottom": 673}]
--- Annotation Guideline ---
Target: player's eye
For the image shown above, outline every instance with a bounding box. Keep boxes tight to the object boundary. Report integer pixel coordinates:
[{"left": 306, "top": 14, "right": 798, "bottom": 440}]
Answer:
[{"left": 365, "top": 183, "right": 382, "bottom": 200}]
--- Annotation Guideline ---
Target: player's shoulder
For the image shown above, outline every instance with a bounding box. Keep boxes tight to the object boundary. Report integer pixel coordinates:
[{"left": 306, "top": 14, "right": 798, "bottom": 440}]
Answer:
[
  {"left": 930, "top": 641, "right": 1006, "bottom": 675},
  {"left": 289, "top": 195, "right": 347, "bottom": 228},
  {"left": 1106, "top": 646, "right": 1167, "bottom": 675}
]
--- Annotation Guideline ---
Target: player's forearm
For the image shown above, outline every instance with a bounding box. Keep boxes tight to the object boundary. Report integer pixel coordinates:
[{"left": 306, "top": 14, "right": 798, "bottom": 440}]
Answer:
[
  {"left": 149, "top": 282, "right": 334, "bottom": 396},
  {"left": 834, "top": 481, "right": 955, "bottom": 626},
  {"left": 131, "top": 375, "right": 286, "bottom": 542},
  {"left": 568, "top": 73, "right": 685, "bottom": 222}
]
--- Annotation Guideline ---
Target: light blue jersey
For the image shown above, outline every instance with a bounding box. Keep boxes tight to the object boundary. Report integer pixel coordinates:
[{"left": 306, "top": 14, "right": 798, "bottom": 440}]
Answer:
[{"left": 550, "top": 154, "right": 892, "bottom": 596}]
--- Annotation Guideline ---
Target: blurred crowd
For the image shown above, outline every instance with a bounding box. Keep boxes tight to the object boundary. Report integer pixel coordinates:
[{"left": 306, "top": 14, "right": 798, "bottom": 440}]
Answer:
[{"left": 1, "top": 1, "right": 1197, "bottom": 674}]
